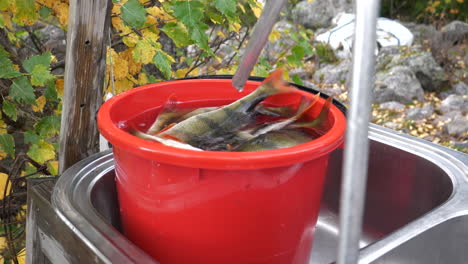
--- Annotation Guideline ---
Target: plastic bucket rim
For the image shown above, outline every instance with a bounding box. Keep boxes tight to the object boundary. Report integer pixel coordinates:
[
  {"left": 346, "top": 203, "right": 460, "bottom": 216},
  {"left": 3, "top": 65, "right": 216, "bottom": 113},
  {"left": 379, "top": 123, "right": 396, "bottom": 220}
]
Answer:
[{"left": 97, "top": 78, "right": 346, "bottom": 170}]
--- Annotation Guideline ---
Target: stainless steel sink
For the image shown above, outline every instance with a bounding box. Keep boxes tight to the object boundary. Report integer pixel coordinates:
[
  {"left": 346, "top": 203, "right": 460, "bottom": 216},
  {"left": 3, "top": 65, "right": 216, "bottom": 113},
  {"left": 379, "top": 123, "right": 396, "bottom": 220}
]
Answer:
[{"left": 51, "top": 124, "right": 468, "bottom": 264}]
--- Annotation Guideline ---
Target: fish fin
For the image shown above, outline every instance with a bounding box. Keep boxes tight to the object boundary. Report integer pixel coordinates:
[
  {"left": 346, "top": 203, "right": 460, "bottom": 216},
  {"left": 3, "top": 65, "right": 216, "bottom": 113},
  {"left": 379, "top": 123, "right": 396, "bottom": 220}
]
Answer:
[
  {"left": 291, "top": 93, "right": 321, "bottom": 120},
  {"left": 156, "top": 123, "right": 176, "bottom": 134},
  {"left": 160, "top": 134, "right": 184, "bottom": 143},
  {"left": 262, "top": 68, "right": 296, "bottom": 94},
  {"left": 291, "top": 96, "right": 333, "bottom": 130}
]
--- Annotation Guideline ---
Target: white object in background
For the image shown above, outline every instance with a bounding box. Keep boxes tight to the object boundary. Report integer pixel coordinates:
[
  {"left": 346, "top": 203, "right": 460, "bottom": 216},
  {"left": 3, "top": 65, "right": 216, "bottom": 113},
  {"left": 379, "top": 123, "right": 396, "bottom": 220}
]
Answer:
[
  {"left": 99, "top": 92, "right": 114, "bottom": 152},
  {"left": 316, "top": 12, "right": 414, "bottom": 58}
]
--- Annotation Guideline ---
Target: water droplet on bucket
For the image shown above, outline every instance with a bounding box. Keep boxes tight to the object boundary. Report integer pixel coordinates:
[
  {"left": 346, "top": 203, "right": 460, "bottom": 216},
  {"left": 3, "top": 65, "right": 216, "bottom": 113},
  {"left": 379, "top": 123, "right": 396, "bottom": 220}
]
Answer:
[
  {"left": 138, "top": 122, "right": 146, "bottom": 128},
  {"left": 117, "top": 121, "right": 128, "bottom": 129}
]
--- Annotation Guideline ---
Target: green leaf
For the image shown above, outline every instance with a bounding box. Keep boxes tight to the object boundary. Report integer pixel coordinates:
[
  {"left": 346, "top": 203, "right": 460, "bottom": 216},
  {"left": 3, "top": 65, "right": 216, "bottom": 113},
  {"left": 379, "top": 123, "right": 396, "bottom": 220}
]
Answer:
[
  {"left": 172, "top": 0, "right": 212, "bottom": 53},
  {"left": 13, "top": 0, "right": 37, "bottom": 26},
  {"left": 2, "top": 101, "right": 17, "bottom": 121},
  {"left": 31, "top": 64, "right": 55, "bottom": 86},
  {"left": 22, "top": 51, "right": 52, "bottom": 73},
  {"left": 291, "top": 74, "right": 304, "bottom": 86},
  {"left": 27, "top": 140, "right": 55, "bottom": 164},
  {"left": 44, "top": 80, "right": 58, "bottom": 101},
  {"left": 0, "top": 134, "right": 15, "bottom": 158},
  {"left": 121, "top": 0, "right": 147, "bottom": 28},
  {"left": 0, "top": 46, "right": 22, "bottom": 79},
  {"left": 214, "top": 0, "right": 237, "bottom": 19},
  {"left": 34, "top": 115, "right": 61, "bottom": 138},
  {"left": 153, "top": 51, "right": 172, "bottom": 80},
  {"left": 286, "top": 45, "right": 305, "bottom": 67},
  {"left": 24, "top": 130, "right": 40, "bottom": 144},
  {"left": 161, "top": 22, "right": 193, "bottom": 47},
  {"left": 39, "top": 6, "right": 51, "bottom": 19},
  {"left": 9, "top": 76, "right": 36, "bottom": 105}
]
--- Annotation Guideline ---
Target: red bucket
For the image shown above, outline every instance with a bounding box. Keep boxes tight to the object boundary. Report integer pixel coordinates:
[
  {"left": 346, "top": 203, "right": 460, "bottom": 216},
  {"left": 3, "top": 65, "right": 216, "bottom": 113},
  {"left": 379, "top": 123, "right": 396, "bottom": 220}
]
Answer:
[{"left": 97, "top": 78, "right": 345, "bottom": 264}]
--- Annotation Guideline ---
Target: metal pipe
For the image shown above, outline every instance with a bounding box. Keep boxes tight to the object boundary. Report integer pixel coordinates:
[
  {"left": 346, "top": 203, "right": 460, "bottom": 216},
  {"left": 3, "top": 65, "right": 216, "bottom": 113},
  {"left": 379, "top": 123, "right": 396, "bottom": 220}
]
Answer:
[
  {"left": 232, "top": 0, "right": 288, "bottom": 91},
  {"left": 337, "top": 1, "right": 380, "bottom": 264}
]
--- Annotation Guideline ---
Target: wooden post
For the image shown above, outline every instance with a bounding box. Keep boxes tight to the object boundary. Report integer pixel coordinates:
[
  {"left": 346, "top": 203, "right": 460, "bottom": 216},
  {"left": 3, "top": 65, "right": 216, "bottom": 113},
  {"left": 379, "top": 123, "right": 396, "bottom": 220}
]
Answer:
[{"left": 59, "top": 0, "right": 112, "bottom": 174}]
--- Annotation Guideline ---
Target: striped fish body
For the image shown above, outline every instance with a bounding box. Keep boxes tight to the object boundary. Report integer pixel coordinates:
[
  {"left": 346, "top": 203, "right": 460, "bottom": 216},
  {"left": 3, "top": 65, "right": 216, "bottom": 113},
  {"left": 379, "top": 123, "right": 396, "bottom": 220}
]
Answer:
[{"left": 235, "top": 129, "right": 315, "bottom": 151}]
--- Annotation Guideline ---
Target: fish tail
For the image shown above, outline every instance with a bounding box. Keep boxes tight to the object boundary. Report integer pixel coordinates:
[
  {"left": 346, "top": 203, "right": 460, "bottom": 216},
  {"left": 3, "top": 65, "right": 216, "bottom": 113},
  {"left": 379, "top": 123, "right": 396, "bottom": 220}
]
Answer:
[
  {"left": 290, "top": 96, "right": 333, "bottom": 130},
  {"left": 260, "top": 68, "right": 296, "bottom": 95},
  {"left": 291, "top": 93, "right": 321, "bottom": 120}
]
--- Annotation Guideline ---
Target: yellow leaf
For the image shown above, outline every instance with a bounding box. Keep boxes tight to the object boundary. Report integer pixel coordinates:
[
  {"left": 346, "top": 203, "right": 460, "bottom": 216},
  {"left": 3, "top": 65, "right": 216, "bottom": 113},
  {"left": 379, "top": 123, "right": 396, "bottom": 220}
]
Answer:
[
  {"left": 55, "top": 79, "right": 64, "bottom": 97},
  {"left": 0, "top": 120, "right": 7, "bottom": 134},
  {"left": 0, "top": 236, "right": 6, "bottom": 251},
  {"left": 0, "top": 173, "right": 12, "bottom": 200},
  {"left": 32, "top": 96, "right": 46, "bottom": 112},
  {"left": 137, "top": 72, "right": 149, "bottom": 85},
  {"left": 52, "top": 2, "right": 69, "bottom": 26},
  {"left": 143, "top": 29, "right": 160, "bottom": 42},
  {"left": 132, "top": 40, "right": 157, "bottom": 64},
  {"left": 308, "top": 0, "right": 314, "bottom": 2},
  {"left": 146, "top": 6, "right": 173, "bottom": 21},
  {"left": 216, "top": 30, "right": 226, "bottom": 38},
  {"left": 216, "top": 65, "right": 237, "bottom": 75},
  {"left": 108, "top": 48, "right": 129, "bottom": 81},
  {"left": 0, "top": 151, "right": 7, "bottom": 160},
  {"left": 112, "top": 16, "right": 127, "bottom": 32},
  {"left": 119, "top": 49, "right": 142, "bottom": 75},
  {"left": 146, "top": 14, "right": 158, "bottom": 26},
  {"left": 250, "top": 1, "right": 263, "bottom": 18},
  {"left": 1, "top": 13, "right": 13, "bottom": 30},
  {"left": 237, "top": 3, "right": 245, "bottom": 13},
  {"left": 229, "top": 22, "right": 241, "bottom": 33},
  {"left": 36, "top": 0, "right": 54, "bottom": 8},
  {"left": 113, "top": 78, "right": 134, "bottom": 94},
  {"left": 112, "top": 3, "right": 121, "bottom": 15},
  {"left": 17, "top": 247, "right": 25, "bottom": 264},
  {"left": 456, "top": 0, "right": 464, "bottom": 3},
  {"left": 28, "top": 140, "right": 56, "bottom": 164},
  {"left": 47, "top": 160, "right": 59, "bottom": 175},
  {"left": 122, "top": 33, "right": 139, "bottom": 48},
  {"left": 268, "top": 29, "right": 281, "bottom": 42},
  {"left": 176, "top": 68, "right": 190, "bottom": 78}
]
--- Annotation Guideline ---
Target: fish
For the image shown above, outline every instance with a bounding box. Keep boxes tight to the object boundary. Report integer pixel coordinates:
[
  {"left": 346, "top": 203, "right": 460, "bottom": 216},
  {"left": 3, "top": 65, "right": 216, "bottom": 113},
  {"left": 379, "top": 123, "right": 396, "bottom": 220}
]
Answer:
[
  {"left": 130, "top": 128, "right": 203, "bottom": 151},
  {"left": 158, "top": 69, "right": 296, "bottom": 149},
  {"left": 234, "top": 129, "right": 316, "bottom": 151}
]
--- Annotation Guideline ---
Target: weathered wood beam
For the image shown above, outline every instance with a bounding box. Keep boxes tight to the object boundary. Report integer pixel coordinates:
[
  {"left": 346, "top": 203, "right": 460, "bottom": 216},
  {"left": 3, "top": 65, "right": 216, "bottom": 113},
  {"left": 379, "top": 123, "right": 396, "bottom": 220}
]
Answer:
[{"left": 59, "top": 0, "right": 112, "bottom": 174}]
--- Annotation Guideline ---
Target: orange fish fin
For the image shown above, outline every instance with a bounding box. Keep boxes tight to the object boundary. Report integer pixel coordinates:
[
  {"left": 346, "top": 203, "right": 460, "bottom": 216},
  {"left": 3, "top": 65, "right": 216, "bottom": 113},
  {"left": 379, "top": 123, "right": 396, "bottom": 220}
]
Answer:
[
  {"left": 161, "top": 134, "right": 183, "bottom": 142},
  {"left": 156, "top": 123, "right": 176, "bottom": 134}
]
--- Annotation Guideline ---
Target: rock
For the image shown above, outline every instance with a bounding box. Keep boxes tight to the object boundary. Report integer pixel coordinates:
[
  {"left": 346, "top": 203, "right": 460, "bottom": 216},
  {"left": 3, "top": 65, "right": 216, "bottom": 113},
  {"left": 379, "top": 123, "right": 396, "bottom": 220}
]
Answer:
[
  {"left": 383, "top": 122, "right": 399, "bottom": 130},
  {"left": 445, "top": 114, "right": 468, "bottom": 137},
  {"left": 291, "top": 0, "right": 335, "bottom": 29},
  {"left": 373, "top": 66, "right": 424, "bottom": 104},
  {"left": 376, "top": 46, "right": 401, "bottom": 71},
  {"left": 301, "top": 81, "right": 320, "bottom": 91},
  {"left": 439, "top": 81, "right": 468, "bottom": 99},
  {"left": 405, "top": 105, "right": 434, "bottom": 120},
  {"left": 313, "top": 59, "right": 351, "bottom": 85},
  {"left": 439, "top": 94, "right": 468, "bottom": 114},
  {"left": 262, "top": 21, "right": 297, "bottom": 62},
  {"left": 379, "top": 101, "right": 406, "bottom": 111},
  {"left": 404, "top": 52, "right": 448, "bottom": 92},
  {"left": 403, "top": 23, "right": 438, "bottom": 45},
  {"left": 289, "top": 67, "right": 312, "bottom": 80},
  {"left": 454, "top": 82, "right": 468, "bottom": 95},
  {"left": 442, "top": 20, "right": 468, "bottom": 35},
  {"left": 433, "top": 111, "right": 461, "bottom": 124},
  {"left": 452, "top": 141, "right": 468, "bottom": 149},
  {"left": 379, "top": 46, "right": 448, "bottom": 92}
]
